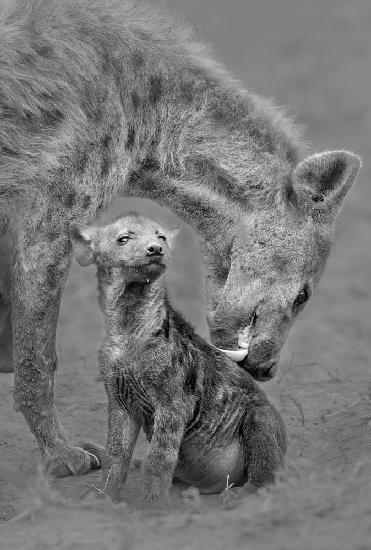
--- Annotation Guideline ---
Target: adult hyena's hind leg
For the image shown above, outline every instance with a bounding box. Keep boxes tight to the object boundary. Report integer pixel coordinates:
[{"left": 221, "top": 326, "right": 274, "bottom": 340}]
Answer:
[
  {"left": 11, "top": 193, "right": 104, "bottom": 477},
  {"left": 242, "top": 402, "right": 287, "bottom": 490}
]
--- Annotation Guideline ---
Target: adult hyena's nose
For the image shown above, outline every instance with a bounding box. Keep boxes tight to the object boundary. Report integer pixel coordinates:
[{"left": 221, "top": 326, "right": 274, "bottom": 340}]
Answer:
[{"left": 146, "top": 242, "right": 164, "bottom": 257}]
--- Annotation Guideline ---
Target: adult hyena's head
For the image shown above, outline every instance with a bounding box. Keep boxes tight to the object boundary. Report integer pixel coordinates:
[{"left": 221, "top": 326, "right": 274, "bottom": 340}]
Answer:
[{"left": 206, "top": 151, "right": 361, "bottom": 381}]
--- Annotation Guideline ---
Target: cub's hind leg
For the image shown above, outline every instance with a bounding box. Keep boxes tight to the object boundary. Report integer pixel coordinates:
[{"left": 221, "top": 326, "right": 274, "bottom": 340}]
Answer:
[{"left": 242, "top": 402, "right": 286, "bottom": 490}]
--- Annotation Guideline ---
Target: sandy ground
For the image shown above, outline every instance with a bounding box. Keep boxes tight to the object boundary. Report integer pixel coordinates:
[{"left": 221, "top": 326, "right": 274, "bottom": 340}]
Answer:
[{"left": 1, "top": 0, "right": 371, "bottom": 548}]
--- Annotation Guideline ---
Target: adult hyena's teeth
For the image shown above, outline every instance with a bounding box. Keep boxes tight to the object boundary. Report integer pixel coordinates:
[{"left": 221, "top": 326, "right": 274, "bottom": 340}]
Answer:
[
  {"left": 238, "top": 335, "right": 252, "bottom": 349},
  {"left": 237, "top": 323, "right": 254, "bottom": 349},
  {"left": 237, "top": 340, "right": 250, "bottom": 349},
  {"left": 217, "top": 347, "right": 249, "bottom": 362},
  {"left": 216, "top": 321, "right": 254, "bottom": 362}
]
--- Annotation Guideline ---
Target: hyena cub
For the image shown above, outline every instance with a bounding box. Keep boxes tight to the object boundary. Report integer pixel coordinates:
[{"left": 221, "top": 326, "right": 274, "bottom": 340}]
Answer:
[{"left": 70, "top": 213, "right": 286, "bottom": 505}]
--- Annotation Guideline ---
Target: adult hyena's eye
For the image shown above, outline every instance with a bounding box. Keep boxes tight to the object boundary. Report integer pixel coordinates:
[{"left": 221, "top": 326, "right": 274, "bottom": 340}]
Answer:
[
  {"left": 117, "top": 235, "right": 130, "bottom": 245},
  {"left": 294, "top": 287, "right": 309, "bottom": 306}
]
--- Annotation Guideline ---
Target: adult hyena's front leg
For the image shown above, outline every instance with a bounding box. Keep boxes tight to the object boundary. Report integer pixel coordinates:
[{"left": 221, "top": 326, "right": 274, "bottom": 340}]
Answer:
[{"left": 11, "top": 204, "right": 100, "bottom": 477}]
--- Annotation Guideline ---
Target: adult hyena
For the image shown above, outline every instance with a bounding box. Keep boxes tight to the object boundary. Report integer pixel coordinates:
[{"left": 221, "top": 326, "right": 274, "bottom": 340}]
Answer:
[{"left": 0, "top": 0, "right": 361, "bottom": 476}]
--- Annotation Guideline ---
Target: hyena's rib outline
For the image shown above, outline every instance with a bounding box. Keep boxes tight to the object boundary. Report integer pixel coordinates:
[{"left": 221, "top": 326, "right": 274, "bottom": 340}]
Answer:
[{"left": 0, "top": 0, "right": 361, "bottom": 476}]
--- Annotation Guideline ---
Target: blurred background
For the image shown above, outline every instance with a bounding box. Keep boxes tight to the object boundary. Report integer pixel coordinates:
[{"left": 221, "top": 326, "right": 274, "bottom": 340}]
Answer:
[{"left": 60, "top": 0, "right": 370, "bottom": 384}]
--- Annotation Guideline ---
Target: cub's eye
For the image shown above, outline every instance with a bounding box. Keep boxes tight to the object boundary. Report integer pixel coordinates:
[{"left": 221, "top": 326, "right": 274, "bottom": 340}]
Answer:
[
  {"left": 117, "top": 235, "right": 130, "bottom": 245},
  {"left": 294, "top": 288, "right": 309, "bottom": 306},
  {"left": 158, "top": 235, "right": 166, "bottom": 242}
]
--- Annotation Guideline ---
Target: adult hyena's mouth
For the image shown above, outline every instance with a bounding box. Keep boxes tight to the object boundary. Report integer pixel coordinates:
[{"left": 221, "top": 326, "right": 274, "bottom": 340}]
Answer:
[
  {"left": 215, "top": 313, "right": 256, "bottom": 363},
  {"left": 211, "top": 308, "right": 279, "bottom": 381},
  {"left": 218, "top": 340, "right": 278, "bottom": 381}
]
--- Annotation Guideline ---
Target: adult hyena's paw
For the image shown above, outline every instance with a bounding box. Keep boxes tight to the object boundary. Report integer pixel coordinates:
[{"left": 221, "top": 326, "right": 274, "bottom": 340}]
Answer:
[
  {"left": 46, "top": 442, "right": 104, "bottom": 478},
  {"left": 79, "top": 442, "right": 107, "bottom": 469}
]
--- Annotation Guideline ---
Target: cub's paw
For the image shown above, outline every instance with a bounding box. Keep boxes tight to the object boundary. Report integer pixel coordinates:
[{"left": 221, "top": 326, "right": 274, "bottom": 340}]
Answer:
[{"left": 143, "top": 489, "right": 171, "bottom": 509}]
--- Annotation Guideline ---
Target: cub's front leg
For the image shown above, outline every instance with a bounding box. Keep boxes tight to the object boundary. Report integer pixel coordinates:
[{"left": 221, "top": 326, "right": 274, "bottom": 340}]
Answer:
[
  {"left": 101, "top": 398, "right": 141, "bottom": 502},
  {"left": 142, "top": 408, "right": 185, "bottom": 507}
]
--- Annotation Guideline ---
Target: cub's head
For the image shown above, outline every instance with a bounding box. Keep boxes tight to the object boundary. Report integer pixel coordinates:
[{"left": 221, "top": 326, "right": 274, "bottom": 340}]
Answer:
[{"left": 69, "top": 212, "right": 178, "bottom": 283}]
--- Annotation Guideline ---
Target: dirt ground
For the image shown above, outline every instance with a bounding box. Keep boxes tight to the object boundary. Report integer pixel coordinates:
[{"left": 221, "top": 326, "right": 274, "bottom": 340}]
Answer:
[{"left": 1, "top": 0, "right": 371, "bottom": 548}]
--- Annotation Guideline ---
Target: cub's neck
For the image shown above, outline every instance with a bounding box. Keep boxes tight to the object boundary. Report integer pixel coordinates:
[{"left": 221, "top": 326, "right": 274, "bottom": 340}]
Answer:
[{"left": 96, "top": 265, "right": 167, "bottom": 343}]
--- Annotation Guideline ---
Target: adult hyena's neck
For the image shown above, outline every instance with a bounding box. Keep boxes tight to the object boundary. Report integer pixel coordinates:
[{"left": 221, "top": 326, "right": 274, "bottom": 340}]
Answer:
[{"left": 97, "top": 266, "right": 167, "bottom": 343}]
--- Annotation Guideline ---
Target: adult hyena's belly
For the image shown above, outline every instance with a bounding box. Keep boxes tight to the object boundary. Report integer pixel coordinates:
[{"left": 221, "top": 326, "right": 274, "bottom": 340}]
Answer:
[{"left": 175, "top": 436, "right": 246, "bottom": 493}]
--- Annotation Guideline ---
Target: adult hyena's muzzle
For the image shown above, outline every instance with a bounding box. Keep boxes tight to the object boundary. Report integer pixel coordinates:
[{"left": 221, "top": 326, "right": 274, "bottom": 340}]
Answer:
[
  {"left": 236, "top": 336, "right": 280, "bottom": 381},
  {"left": 210, "top": 319, "right": 280, "bottom": 382}
]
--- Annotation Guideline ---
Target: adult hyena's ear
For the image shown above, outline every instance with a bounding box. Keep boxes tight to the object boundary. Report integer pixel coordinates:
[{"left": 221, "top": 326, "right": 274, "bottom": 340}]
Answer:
[
  {"left": 293, "top": 151, "right": 362, "bottom": 221},
  {"left": 69, "top": 223, "right": 95, "bottom": 266}
]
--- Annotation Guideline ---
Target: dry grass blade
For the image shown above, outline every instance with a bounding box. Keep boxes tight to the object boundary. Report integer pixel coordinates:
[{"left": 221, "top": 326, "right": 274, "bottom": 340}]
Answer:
[
  {"left": 286, "top": 393, "right": 305, "bottom": 425},
  {"left": 323, "top": 396, "right": 371, "bottom": 419}
]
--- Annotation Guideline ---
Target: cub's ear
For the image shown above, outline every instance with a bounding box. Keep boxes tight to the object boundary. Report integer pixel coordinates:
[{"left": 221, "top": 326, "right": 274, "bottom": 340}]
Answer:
[
  {"left": 293, "top": 151, "right": 361, "bottom": 219},
  {"left": 69, "top": 223, "right": 95, "bottom": 266}
]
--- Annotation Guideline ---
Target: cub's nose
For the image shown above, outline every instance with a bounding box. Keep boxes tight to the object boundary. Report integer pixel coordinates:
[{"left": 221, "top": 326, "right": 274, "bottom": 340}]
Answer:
[{"left": 146, "top": 242, "right": 164, "bottom": 257}]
